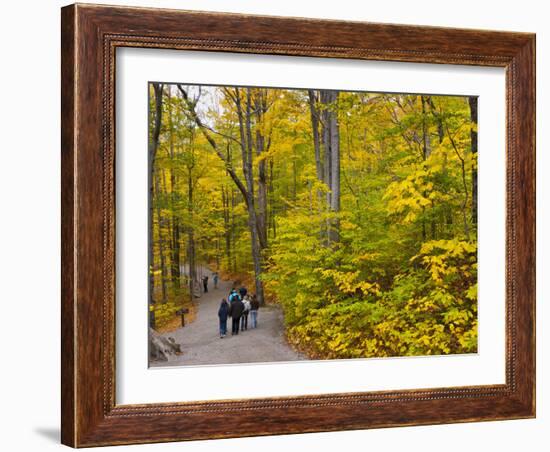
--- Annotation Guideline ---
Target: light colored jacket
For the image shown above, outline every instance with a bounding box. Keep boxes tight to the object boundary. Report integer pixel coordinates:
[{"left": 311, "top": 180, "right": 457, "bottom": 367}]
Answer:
[{"left": 243, "top": 299, "right": 251, "bottom": 312}]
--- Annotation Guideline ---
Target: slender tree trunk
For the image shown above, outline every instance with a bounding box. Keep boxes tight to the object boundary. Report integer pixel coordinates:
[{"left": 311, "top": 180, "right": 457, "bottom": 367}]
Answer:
[
  {"left": 307, "top": 90, "right": 324, "bottom": 185},
  {"left": 428, "top": 97, "right": 444, "bottom": 144},
  {"left": 309, "top": 89, "right": 341, "bottom": 244},
  {"left": 154, "top": 172, "right": 167, "bottom": 303},
  {"left": 321, "top": 91, "right": 332, "bottom": 213},
  {"left": 421, "top": 96, "right": 432, "bottom": 160},
  {"left": 446, "top": 124, "right": 470, "bottom": 241},
  {"left": 221, "top": 185, "right": 231, "bottom": 269},
  {"left": 217, "top": 238, "right": 221, "bottom": 270},
  {"left": 186, "top": 166, "right": 196, "bottom": 301},
  {"left": 308, "top": 90, "right": 327, "bottom": 240},
  {"left": 469, "top": 96, "right": 478, "bottom": 227},
  {"left": 421, "top": 96, "right": 435, "bottom": 239},
  {"left": 268, "top": 159, "right": 276, "bottom": 240},
  {"left": 429, "top": 97, "right": 453, "bottom": 234},
  {"left": 254, "top": 91, "right": 269, "bottom": 251},
  {"left": 231, "top": 189, "right": 237, "bottom": 272},
  {"left": 167, "top": 87, "right": 181, "bottom": 288},
  {"left": 329, "top": 94, "right": 341, "bottom": 243},
  {"left": 148, "top": 83, "right": 163, "bottom": 326},
  {"left": 241, "top": 88, "right": 265, "bottom": 304},
  {"left": 320, "top": 90, "right": 341, "bottom": 244},
  {"left": 222, "top": 146, "right": 233, "bottom": 270},
  {"left": 171, "top": 212, "right": 181, "bottom": 286}
]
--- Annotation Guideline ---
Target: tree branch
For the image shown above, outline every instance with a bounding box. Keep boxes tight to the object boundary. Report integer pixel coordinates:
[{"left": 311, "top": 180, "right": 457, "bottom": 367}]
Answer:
[{"left": 176, "top": 84, "right": 250, "bottom": 206}]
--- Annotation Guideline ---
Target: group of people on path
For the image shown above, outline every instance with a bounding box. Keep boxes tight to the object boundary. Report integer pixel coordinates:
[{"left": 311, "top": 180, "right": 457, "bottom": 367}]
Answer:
[{"left": 217, "top": 286, "right": 260, "bottom": 338}]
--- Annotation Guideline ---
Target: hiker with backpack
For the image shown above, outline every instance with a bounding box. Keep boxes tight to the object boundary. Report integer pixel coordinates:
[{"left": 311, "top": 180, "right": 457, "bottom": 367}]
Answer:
[{"left": 241, "top": 295, "right": 251, "bottom": 331}]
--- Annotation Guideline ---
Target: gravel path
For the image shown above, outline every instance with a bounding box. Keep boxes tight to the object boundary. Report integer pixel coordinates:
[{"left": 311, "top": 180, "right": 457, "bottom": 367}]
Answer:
[{"left": 150, "top": 271, "right": 305, "bottom": 367}]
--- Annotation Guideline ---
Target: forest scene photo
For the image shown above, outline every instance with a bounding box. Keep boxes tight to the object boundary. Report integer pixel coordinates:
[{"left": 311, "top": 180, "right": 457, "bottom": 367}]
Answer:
[{"left": 148, "top": 82, "right": 478, "bottom": 367}]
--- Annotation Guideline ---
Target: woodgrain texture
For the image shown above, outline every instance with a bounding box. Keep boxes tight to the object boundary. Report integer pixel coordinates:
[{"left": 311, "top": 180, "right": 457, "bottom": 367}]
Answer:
[{"left": 60, "top": 3, "right": 536, "bottom": 447}]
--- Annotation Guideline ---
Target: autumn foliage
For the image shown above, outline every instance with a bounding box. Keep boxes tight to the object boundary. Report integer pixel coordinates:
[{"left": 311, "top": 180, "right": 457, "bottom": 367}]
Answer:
[{"left": 149, "top": 84, "right": 478, "bottom": 357}]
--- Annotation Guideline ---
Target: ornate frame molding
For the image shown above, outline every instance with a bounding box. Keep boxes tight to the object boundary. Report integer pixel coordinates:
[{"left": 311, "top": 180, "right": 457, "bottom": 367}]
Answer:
[{"left": 62, "top": 4, "right": 535, "bottom": 447}]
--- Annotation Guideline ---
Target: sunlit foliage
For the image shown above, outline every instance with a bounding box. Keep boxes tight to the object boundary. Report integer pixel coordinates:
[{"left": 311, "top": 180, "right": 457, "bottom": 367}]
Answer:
[{"left": 150, "top": 84, "right": 478, "bottom": 357}]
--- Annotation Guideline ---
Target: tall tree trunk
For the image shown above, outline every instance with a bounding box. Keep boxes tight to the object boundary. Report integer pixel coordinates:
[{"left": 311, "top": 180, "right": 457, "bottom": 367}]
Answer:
[
  {"left": 171, "top": 211, "right": 181, "bottom": 286},
  {"left": 254, "top": 90, "right": 269, "bottom": 251},
  {"left": 469, "top": 96, "right": 478, "bottom": 227},
  {"left": 222, "top": 145, "right": 233, "bottom": 270},
  {"left": 154, "top": 172, "right": 167, "bottom": 303},
  {"left": 148, "top": 83, "right": 163, "bottom": 326},
  {"left": 429, "top": 97, "right": 453, "bottom": 233},
  {"left": 421, "top": 96, "right": 435, "bottom": 239},
  {"left": 221, "top": 185, "right": 231, "bottom": 269},
  {"left": 307, "top": 90, "right": 324, "bottom": 185},
  {"left": 421, "top": 96, "right": 432, "bottom": 160},
  {"left": 186, "top": 166, "right": 196, "bottom": 301},
  {"left": 309, "top": 89, "right": 341, "bottom": 244},
  {"left": 329, "top": 94, "right": 341, "bottom": 243},
  {"left": 428, "top": 97, "right": 444, "bottom": 144},
  {"left": 241, "top": 88, "right": 265, "bottom": 304},
  {"left": 215, "top": 238, "right": 220, "bottom": 270},
  {"left": 307, "top": 90, "right": 326, "bottom": 240},
  {"left": 446, "top": 124, "right": 470, "bottom": 241},
  {"left": 167, "top": 87, "right": 181, "bottom": 288},
  {"left": 269, "top": 160, "right": 277, "bottom": 240},
  {"left": 231, "top": 189, "right": 237, "bottom": 272},
  {"left": 321, "top": 91, "right": 332, "bottom": 215},
  {"left": 320, "top": 90, "right": 341, "bottom": 244}
]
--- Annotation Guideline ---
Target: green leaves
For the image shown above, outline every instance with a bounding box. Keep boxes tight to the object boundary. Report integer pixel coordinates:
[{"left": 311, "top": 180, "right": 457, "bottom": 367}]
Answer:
[{"left": 150, "top": 85, "right": 478, "bottom": 357}]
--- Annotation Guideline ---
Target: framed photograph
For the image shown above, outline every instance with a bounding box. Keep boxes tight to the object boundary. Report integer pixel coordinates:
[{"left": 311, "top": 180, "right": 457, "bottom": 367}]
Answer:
[{"left": 61, "top": 3, "right": 535, "bottom": 447}]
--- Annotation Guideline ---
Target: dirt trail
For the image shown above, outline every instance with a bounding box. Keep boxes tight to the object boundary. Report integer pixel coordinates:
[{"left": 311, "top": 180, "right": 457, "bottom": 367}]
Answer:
[{"left": 150, "top": 271, "right": 304, "bottom": 367}]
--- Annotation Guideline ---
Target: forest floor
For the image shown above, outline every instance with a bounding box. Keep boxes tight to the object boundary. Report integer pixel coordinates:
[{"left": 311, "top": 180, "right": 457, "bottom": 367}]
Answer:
[{"left": 150, "top": 270, "right": 305, "bottom": 367}]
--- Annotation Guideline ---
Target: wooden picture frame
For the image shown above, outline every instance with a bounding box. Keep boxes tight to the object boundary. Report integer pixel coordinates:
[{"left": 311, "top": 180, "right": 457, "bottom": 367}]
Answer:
[{"left": 61, "top": 3, "right": 535, "bottom": 447}]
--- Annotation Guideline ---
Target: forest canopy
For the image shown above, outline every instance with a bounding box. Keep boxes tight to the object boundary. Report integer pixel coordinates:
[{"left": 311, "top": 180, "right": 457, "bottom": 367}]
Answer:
[{"left": 148, "top": 83, "right": 478, "bottom": 359}]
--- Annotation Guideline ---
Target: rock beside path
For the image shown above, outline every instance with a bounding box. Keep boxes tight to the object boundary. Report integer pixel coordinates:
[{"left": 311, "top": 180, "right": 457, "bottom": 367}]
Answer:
[{"left": 149, "top": 327, "right": 182, "bottom": 362}]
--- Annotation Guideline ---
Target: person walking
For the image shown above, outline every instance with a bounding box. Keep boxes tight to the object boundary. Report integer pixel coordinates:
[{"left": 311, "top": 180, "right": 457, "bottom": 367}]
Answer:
[
  {"left": 213, "top": 272, "right": 219, "bottom": 289},
  {"left": 217, "top": 298, "right": 229, "bottom": 338},
  {"left": 241, "top": 295, "right": 251, "bottom": 331},
  {"left": 228, "top": 288, "right": 239, "bottom": 303},
  {"left": 202, "top": 275, "right": 209, "bottom": 293},
  {"left": 250, "top": 294, "right": 260, "bottom": 328},
  {"left": 228, "top": 291, "right": 244, "bottom": 335}
]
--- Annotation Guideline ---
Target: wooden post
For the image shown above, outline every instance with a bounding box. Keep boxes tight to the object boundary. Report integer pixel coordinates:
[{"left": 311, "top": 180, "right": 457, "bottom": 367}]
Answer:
[{"left": 176, "top": 308, "right": 190, "bottom": 327}]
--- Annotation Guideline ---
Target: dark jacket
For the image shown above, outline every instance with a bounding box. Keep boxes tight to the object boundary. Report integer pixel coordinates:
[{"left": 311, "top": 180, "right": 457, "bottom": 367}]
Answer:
[
  {"left": 229, "top": 299, "right": 245, "bottom": 318},
  {"left": 250, "top": 298, "right": 260, "bottom": 311},
  {"left": 239, "top": 287, "right": 247, "bottom": 298},
  {"left": 218, "top": 301, "right": 229, "bottom": 322}
]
